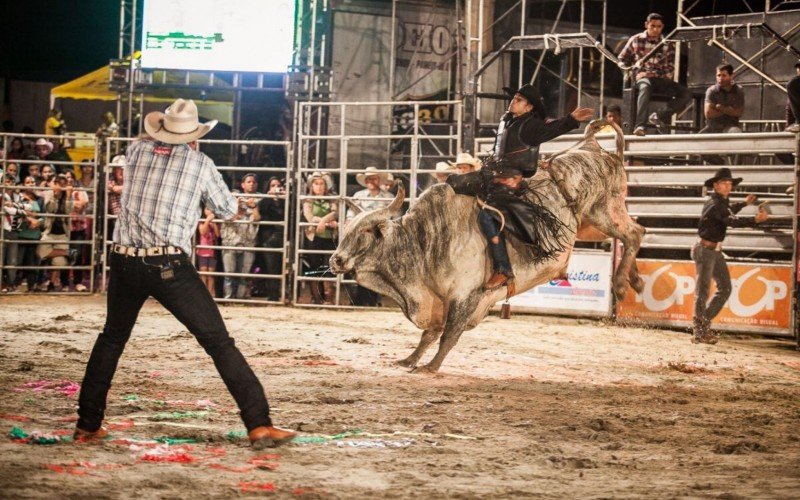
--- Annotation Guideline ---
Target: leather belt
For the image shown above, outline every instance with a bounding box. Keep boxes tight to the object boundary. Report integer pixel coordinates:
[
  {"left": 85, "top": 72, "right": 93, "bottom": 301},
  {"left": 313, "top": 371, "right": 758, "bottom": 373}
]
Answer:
[
  {"left": 113, "top": 244, "right": 182, "bottom": 257},
  {"left": 698, "top": 238, "right": 722, "bottom": 251}
]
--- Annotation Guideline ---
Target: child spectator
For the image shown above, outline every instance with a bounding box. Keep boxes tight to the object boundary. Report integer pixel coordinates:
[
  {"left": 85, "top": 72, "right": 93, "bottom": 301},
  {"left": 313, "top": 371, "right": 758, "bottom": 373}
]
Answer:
[{"left": 197, "top": 208, "right": 220, "bottom": 297}]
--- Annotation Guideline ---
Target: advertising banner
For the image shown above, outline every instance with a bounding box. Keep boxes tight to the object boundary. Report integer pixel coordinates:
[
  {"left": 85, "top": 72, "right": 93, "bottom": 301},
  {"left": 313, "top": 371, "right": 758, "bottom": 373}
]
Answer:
[
  {"left": 617, "top": 259, "right": 792, "bottom": 334},
  {"left": 506, "top": 252, "right": 613, "bottom": 317}
]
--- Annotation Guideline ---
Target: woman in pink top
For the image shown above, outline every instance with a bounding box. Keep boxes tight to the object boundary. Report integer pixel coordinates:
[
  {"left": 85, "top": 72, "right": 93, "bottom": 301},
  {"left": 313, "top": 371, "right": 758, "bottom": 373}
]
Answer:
[{"left": 197, "top": 208, "right": 219, "bottom": 296}]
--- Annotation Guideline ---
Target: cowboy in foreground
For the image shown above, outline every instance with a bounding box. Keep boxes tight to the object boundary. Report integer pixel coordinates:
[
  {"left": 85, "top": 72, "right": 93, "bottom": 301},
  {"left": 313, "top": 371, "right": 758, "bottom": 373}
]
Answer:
[
  {"left": 448, "top": 84, "right": 593, "bottom": 289},
  {"left": 691, "top": 167, "right": 768, "bottom": 344},
  {"left": 74, "top": 98, "right": 296, "bottom": 449}
]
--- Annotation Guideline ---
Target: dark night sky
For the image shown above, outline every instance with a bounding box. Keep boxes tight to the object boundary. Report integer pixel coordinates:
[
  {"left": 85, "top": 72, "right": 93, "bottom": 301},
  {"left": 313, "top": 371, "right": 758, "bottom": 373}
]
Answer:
[{"left": 0, "top": 0, "right": 770, "bottom": 84}]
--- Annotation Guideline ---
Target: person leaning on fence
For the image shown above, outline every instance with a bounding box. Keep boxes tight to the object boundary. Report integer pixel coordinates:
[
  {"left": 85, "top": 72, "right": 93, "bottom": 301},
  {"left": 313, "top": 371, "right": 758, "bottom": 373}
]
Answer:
[
  {"left": 9, "top": 186, "right": 43, "bottom": 293},
  {"left": 220, "top": 173, "right": 260, "bottom": 300},
  {"left": 38, "top": 173, "right": 73, "bottom": 292},
  {"left": 2, "top": 174, "right": 21, "bottom": 291},
  {"left": 302, "top": 171, "right": 338, "bottom": 305},
  {"left": 197, "top": 207, "right": 220, "bottom": 297},
  {"left": 73, "top": 98, "right": 295, "bottom": 448},
  {"left": 691, "top": 168, "right": 768, "bottom": 345},
  {"left": 617, "top": 12, "right": 692, "bottom": 136},
  {"left": 254, "top": 176, "right": 286, "bottom": 301},
  {"left": 703, "top": 64, "right": 744, "bottom": 134},
  {"left": 66, "top": 171, "right": 90, "bottom": 292}
]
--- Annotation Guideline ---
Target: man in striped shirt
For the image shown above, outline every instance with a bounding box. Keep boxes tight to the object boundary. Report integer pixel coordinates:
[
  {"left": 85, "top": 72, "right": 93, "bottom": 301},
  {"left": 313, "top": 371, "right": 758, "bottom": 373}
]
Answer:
[
  {"left": 618, "top": 12, "right": 691, "bottom": 136},
  {"left": 74, "top": 99, "right": 295, "bottom": 449}
]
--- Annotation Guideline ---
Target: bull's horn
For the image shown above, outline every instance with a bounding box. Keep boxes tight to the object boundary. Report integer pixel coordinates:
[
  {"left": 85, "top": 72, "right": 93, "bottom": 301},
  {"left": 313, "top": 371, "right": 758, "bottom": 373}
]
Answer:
[
  {"left": 344, "top": 198, "right": 363, "bottom": 215},
  {"left": 386, "top": 181, "right": 405, "bottom": 216}
]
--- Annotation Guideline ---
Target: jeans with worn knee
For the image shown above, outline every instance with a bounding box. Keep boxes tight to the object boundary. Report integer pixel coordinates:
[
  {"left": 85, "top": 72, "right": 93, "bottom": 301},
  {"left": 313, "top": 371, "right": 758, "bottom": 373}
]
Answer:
[
  {"left": 77, "top": 251, "right": 272, "bottom": 432},
  {"left": 691, "top": 243, "right": 732, "bottom": 330},
  {"left": 635, "top": 77, "right": 692, "bottom": 128},
  {"left": 478, "top": 210, "right": 512, "bottom": 274}
]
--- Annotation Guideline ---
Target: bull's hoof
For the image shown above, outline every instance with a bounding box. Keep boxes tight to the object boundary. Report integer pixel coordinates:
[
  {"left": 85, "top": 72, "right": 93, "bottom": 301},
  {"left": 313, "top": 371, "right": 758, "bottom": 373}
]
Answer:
[
  {"left": 411, "top": 364, "right": 439, "bottom": 374},
  {"left": 613, "top": 285, "right": 627, "bottom": 302},
  {"left": 395, "top": 357, "right": 417, "bottom": 368},
  {"left": 630, "top": 277, "right": 645, "bottom": 294}
]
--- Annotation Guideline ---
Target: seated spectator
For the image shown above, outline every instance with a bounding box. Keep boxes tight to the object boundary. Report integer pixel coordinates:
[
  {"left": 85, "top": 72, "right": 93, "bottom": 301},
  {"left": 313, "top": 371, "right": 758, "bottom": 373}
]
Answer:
[
  {"left": 34, "top": 138, "right": 54, "bottom": 163},
  {"left": 703, "top": 64, "right": 744, "bottom": 133},
  {"left": 12, "top": 187, "right": 43, "bottom": 293},
  {"left": 785, "top": 62, "right": 800, "bottom": 133},
  {"left": 220, "top": 173, "right": 260, "bottom": 299},
  {"left": 39, "top": 164, "right": 57, "bottom": 186},
  {"left": 4, "top": 162, "right": 19, "bottom": 184},
  {"left": 197, "top": 207, "right": 220, "bottom": 297},
  {"left": 302, "top": 172, "right": 338, "bottom": 304},
  {"left": 618, "top": 12, "right": 691, "bottom": 136},
  {"left": 26, "top": 163, "right": 42, "bottom": 183},
  {"left": 449, "top": 153, "right": 482, "bottom": 175},
  {"left": 254, "top": 176, "right": 286, "bottom": 301},
  {"left": 6, "top": 137, "right": 28, "bottom": 161},
  {"left": 37, "top": 173, "right": 73, "bottom": 292}
]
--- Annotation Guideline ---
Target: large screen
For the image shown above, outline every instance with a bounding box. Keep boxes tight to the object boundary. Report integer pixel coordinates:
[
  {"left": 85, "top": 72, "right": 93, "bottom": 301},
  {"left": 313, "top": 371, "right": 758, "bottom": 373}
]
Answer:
[{"left": 140, "top": 0, "right": 295, "bottom": 73}]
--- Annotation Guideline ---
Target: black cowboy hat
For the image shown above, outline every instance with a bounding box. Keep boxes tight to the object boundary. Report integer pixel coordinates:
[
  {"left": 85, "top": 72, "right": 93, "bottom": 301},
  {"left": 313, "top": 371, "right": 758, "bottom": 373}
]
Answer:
[
  {"left": 502, "top": 84, "right": 547, "bottom": 119},
  {"left": 704, "top": 167, "right": 743, "bottom": 188}
]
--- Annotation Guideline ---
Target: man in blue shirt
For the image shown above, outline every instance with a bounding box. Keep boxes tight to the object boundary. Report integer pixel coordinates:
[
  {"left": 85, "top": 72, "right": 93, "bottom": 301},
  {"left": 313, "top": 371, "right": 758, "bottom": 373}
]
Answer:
[{"left": 74, "top": 99, "right": 295, "bottom": 449}]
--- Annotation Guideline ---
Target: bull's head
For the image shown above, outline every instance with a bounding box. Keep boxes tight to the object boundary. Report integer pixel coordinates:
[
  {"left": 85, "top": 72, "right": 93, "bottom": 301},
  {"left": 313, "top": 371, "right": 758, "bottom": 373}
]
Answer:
[{"left": 329, "top": 183, "right": 406, "bottom": 275}]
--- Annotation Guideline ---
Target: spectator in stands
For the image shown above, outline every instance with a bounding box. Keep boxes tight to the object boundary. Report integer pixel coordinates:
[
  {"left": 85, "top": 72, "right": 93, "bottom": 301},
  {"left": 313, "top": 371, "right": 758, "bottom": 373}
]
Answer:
[
  {"left": 4, "top": 162, "right": 19, "bottom": 184},
  {"left": 785, "top": 62, "right": 800, "bottom": 133},
  {"left": 26, "top": 163, "right": 41, "bottom": 183},
  {"left": 39, "top": 164, "right": 56, "bottom": 187},
  {"left": 34, "top": 139, "right": 54, "bottom": 163},
  {"left": 703, "top": 64, "right": 744, "bottom": 133},
  {"left": 691, "top": 168, "right": 768, "bottom": 344},
  {"left": 6, "top": 137, "right": 28, "bottom": 161},
  {"left": 431, "top": 161, "right": 457, "bottom": 184},
  {"left": 12, "top": 186, "right": 43, "bottom": 293},
  {"left": 197, "top": 207, "right": 220, "bottom": 297},
  {"left": 2, "top": 174, "right": 20, "bottom": 291},
  {"left": 605, "top": 104, "right": 622, "bottom": 127},
  {"left": 220, "top": 173, "right": 260, "bottom": 299},
  {"left": 45, "top": 109, "right": 67, "bottom": 136},
  {"left": 380, "top": 173, "right": 395, "bottom": 194},
  {"left": 618, "top": 12, "right": 691, "bottom": 136},
  {"left": 107, "top": 156, "right": 125, "bottom": 238},
  {"left": 302, "top": 172, "right": 338, "bottom": 304},
  {"left": 66, "top": 170, "right": 90, "bottom": 292},
  {"left": 346, "top": 167, "right": 393, "bottom": 220},
  {"left": 255, "top": 176, "right": 286, "bottom": 301},
  {"left": 38, "top": 173, "right": 73, "bottom": 292},
  {"left": 449, "top": 153, "right": 482, "bottom": 175},
  {"left": 95, "top": 112, "right": 119, "bottom": 139}
]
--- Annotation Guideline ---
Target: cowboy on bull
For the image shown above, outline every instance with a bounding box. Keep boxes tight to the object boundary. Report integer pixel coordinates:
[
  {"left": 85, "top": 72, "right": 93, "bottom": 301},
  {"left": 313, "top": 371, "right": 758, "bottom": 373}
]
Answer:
[{"left": 448, "top": 84, "right": 594, "bottom": 289}]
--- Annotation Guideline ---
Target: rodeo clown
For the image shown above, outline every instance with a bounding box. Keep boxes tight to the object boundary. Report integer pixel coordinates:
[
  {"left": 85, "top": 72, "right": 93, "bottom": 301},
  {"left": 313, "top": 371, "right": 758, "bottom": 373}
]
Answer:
[{"left": 447, "top": 84, "right": 594, "bottom": 289}]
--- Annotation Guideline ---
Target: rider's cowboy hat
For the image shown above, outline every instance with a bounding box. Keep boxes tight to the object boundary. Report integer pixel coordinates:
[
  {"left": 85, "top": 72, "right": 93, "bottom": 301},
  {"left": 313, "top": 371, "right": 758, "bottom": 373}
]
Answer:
[
  {"left": 704, "top": 167, "right": 743, "bottom": 188},
  {"left": 448, "top": 152, "right": 482, "bottom": 170},
  {"left": 502, "top": 84, "right": 547, "bottom": 119},
  {"left": 356, "top": 166, "right": 390, "bottom": 187},
  {"left": 144, "top": 98, "right": 217, "bottom": 144}
]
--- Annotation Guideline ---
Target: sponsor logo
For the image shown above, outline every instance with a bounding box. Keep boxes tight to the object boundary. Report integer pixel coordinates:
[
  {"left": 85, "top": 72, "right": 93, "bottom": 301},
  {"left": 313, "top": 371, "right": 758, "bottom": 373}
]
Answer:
[
  {"left": 727, "top": 267, "right": 788, "bottom": 317},
  {"left": 634, "top": 264, "right": 694, "bottom": 312}
]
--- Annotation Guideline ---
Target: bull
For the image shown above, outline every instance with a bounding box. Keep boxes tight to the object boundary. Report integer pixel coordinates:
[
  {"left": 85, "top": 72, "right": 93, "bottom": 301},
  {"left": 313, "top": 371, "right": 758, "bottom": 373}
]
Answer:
[{"left": 329, "top": 119, "right": 644, "bottom": 373}]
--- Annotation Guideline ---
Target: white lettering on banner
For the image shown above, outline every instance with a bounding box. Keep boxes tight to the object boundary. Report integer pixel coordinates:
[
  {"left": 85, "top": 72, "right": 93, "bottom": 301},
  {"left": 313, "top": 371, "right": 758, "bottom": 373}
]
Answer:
[
  {"left": 727, "top": 267, "right": 788, "bottom": 317},
  {"left": 634, "top": 264, "right": 695, "bottom": 312}
]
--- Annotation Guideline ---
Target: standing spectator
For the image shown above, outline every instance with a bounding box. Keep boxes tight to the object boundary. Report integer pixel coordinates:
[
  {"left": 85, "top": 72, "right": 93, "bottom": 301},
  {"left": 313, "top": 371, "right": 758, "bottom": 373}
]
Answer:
[
  {"left": 38, "top": 173, "right": 73, "bottom": 292},
  {"left": 2, "top": 174, "right": 20, "bottom": 291},
  {"left": 106, "top": 155, "right": 125, "bottom": 239},
  {"left": 785, "top": 62, "right": 800, "bottom": 133},
  {"left": 95, "top": 112, "right": 119, "bottom": 140},
  {"left": 255, "top": 176, "right": 286, "bottom": 301},
  {"left": 34, "top": 139, "right": 54, "bottom": 163},
  {"left": 302, "top": 172, "right": 338, "bottom": 304},
  {"left": 197, "top": 208, "right": 220, "bottom": 297},
  {"left": 618, "top": 12, "right": 691, "bottom": 136},
  {"left": 220, "top": 173, "right": 260, "bottom": 299},
  {"left": 13, "top": 187, "right": 43, "bottom": 293},
  {"left": 704, "top": 64, "right": 744, "bottom": 133},
  {"left": 45, "top": 109, "right": 67, "bottom": 136},
  {"left": 691, "top": 168, "right": 768, "bottom": 344},
  {"left": 449, "top": 153, "right": 482, "bottom": 175},
  {"left": 431, "top": 161, "right": 457, "bottom": 184},
  {"left": 74, "top": 97, "right": 294, "bottom": 447},
  {"left": 66, "top": 171, "right": 90, "bottom": 292},
  {"left": 4, "top": 162, "right": 20, "bottom": 184}
]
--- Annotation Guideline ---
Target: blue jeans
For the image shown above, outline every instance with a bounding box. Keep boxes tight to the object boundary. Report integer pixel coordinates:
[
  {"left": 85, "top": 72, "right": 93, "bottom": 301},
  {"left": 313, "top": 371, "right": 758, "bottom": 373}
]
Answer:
[
  {"left": 77, "top": 251, "right": 272, "bottom": 432},
  {"left": 478, "top": 210, "right": 512, "bottom": 275},
  {"left": 222, "top": 249, "right": 255, "bottom": 299}
]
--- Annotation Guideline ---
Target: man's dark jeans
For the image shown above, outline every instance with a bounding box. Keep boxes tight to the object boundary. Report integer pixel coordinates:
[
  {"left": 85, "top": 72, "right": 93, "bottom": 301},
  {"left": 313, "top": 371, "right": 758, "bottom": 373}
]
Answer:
[
  {"left": 691, "top": 243, "right": 732, "bottom": 331},
  {"left": 478, "top": 209, "right": 512, "bottom": 275},
  {"left": 77, "top": 251, "right": 272, "bottom": 432},
  {"left": 635, "top": 77, "right": 692, "bottom": 128}
]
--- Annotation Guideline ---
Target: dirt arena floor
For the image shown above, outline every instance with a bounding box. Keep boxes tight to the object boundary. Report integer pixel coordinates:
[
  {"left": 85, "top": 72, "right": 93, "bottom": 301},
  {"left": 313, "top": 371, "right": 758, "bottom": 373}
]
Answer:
[{"left": 1, "top": 295, "right": 799, "bottom": 499}]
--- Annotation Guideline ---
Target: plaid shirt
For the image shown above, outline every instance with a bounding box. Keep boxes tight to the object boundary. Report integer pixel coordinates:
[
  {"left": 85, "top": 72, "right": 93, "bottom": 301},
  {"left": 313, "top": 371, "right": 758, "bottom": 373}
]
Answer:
[
  {"left": 114, "top": 139, "right": 238, "bottom": 254},
  {"left": 618, "top": 31, "right": 674, "bottom": 80}
]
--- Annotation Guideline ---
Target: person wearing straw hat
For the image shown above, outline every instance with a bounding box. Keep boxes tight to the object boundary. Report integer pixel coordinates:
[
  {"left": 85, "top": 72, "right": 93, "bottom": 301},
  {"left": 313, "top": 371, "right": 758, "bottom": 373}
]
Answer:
[
  {"left": 73, "top": 98, "right": 295, "bottom": 449},
  {"left": 691, "top": 167, "right": 768, "bottom": 345},
  {"left": 431, "top": 161, "right": 458, "bottom": 184},
  {"left": 447, "top": 83, "right": 593, "bottom": 290},
  {"left": 449, "top": 152, "right": 482, "bottom": 175}
]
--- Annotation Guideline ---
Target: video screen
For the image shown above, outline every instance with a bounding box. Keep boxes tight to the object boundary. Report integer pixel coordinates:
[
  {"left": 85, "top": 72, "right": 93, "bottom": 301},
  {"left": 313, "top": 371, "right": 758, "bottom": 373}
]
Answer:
[{"left": 140, "top": 0, "right": 295, "bottom": 73}]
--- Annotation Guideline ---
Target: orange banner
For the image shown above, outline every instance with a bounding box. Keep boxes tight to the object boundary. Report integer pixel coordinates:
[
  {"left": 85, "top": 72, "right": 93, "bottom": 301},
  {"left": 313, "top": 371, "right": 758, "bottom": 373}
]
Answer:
[{"left": 618, "top": 260, "right": 792, "bottom": 332}]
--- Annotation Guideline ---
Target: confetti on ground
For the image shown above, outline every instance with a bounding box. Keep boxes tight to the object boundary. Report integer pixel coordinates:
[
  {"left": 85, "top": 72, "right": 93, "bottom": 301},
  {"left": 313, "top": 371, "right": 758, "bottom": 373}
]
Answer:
[
  {"left": 0, "top": 413, "right": 31, "bottom": 422},
  {"left": 249, "top": 453, "right": 281, "bottom": 470},
  {"left": 15, "top": 380, "right": 80, "bottom": 397},
  {"left": 44, "top": 461, "right": 124, "bottom": 476},
  {"left": 9, "top": 426, "right": 72, "bottom": 445},
  {"left": 239, "top": 481, "right": 276, "bottom": 492},
  {"left": 139, "top": 444, "right": 198, "bottom": 463},
  {"left": 107, "top": 419, "right": 134, "bottom": 430}
]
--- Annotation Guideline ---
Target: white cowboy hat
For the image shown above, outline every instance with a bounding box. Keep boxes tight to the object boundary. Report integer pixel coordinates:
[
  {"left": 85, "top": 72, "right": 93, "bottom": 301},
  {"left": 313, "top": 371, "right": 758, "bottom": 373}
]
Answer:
[
  {"left": 109, "top": 154, "right": 127, "bottom": 168},
  {"left": 144, "top": 98, "right": 217, "bottom": 144},
  {"left": 307, "top": 171, "right": 333, "bottom": 191},
  {"left": 34, "top": 138, "right": 53, "bottom": 155},
  {"left": 356, "top": 166, "right": 390, "bottom": 187},
  {"left": 448, "top": 152, "right": 482, "bottom": 170},
  {"left": 431, "top": 161, "right": 457, "bottom": 177}
]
